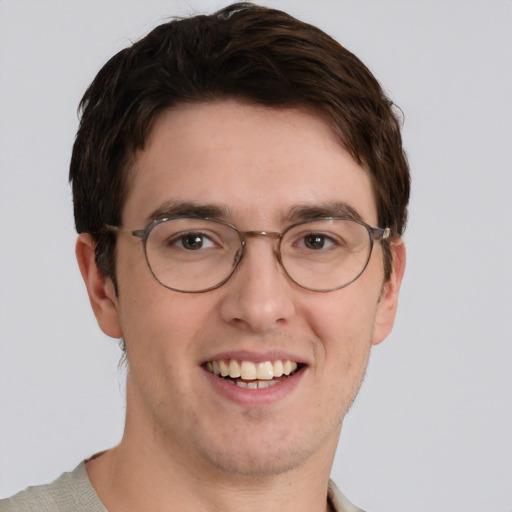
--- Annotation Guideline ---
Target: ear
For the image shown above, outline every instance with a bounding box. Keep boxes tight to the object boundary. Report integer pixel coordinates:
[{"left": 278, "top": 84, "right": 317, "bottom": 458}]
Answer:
[
  {"left": 75, "top": 234, "right": 123, "bottom": 339},
  {"left": 372, "top": 239, "right": 406, "bottom": 346}
]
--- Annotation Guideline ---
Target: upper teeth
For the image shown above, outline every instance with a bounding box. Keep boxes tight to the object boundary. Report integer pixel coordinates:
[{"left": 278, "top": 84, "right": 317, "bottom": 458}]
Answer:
[{"left": 205, "top": 359, "right": 298, "bottom": 380}]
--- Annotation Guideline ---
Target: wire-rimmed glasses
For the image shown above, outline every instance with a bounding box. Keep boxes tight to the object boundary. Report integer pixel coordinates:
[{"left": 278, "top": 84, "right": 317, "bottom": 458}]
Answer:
[{"left": 105, "top": 217, "right": 390, "bottom": 293}]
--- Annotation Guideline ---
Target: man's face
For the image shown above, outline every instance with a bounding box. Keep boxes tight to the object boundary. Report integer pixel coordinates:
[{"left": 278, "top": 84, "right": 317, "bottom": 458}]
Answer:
[{"left": 94, "top": 100, "right": 402, "bottom": 478}]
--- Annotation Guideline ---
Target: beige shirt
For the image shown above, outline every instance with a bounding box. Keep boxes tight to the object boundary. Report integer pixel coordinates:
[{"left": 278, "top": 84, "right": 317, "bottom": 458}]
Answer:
[{"left": 0, "top": 462, "right": 366, "bottom": 512}]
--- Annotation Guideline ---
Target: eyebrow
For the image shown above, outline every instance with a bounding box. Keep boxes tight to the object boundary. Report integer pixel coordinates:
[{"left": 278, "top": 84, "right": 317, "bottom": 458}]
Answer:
[
  {"left": 147, "top": 200, "right": 232, "bottom": 222},
  {"left": 286, "top": 201, "right": 364, "bottom": 223},
  {"left": 146, "top": 199, "right": 363, "bottom": 225}
]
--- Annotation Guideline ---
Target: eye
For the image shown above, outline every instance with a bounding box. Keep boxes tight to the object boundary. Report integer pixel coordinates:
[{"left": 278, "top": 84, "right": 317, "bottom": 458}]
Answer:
[
  {"left": 173, "top": 232, "right": 217, "bottom": 251},
  {"left": 300, "top": 233, "right": 336, "bottom": 250}
]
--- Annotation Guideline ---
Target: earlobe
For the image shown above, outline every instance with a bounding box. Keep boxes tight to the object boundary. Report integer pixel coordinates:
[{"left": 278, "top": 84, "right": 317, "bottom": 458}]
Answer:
[
  {"left": 372, "top": 239, "right": 406, "bottom": 346},
  {"left": 75, "top": 234, "right": 123, "bottom": 339}
]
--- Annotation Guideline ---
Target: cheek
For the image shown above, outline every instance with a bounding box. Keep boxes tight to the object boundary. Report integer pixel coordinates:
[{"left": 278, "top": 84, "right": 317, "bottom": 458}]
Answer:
[
  {"left": 301, "top": 274, "right": 382, "bottom": 373},
  {"left": 299, "top": 291, "right": 376, "bottom": 430},
  {"left": 116, "top": 271, "right": 218, "bottom": 366},
  {"left": 115, "top": 243, "right": 188, "bottom": 346},
  {"left": 118, "top": 290, "right": 208, "bottom": 410},
  {"left": 306, "top": 287, "right": 379, "bottom": 344}
]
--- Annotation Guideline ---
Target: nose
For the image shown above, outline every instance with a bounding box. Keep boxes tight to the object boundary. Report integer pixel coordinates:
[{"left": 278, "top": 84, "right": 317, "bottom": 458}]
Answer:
[{"left": 219, "top": 235, "right": 296, "bottom": 333}]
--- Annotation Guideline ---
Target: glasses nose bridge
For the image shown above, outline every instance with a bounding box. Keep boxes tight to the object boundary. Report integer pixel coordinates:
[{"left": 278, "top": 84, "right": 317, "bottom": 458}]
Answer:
[
  {"left": 243, "top": 230, "right": 282, "bottom": 239},
  {"left": 239, "top": 230, "right": 283, "bottom": 260}
]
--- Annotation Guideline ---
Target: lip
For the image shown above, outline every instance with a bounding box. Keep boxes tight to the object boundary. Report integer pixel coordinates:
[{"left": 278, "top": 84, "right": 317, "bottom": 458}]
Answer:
[
  {"left": 201, "top": 349, "right": 307, "bottom": 365},
  {"left": 201, "top": 349, "right": 307, "bottom": 407},
  {"left": 202, "top": 363, "right": 306, "bottom": 406}
]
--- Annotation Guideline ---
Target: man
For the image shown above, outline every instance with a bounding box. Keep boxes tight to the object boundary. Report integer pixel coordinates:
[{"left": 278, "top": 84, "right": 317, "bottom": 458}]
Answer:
[{"left": 1, "top": 2, "right": 409, "bottom": 511}]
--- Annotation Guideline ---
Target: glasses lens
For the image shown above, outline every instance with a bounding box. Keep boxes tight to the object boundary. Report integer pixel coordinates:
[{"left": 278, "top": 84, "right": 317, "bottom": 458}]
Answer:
[
  {"left": 143, "top": 218, "right": 373, "bottom": 293},
  {"left": 280, "top": 219, "right": 372, "bottom": 291},
  {"left": 145, "top": 218, "right": 241, "bottom": 292}
]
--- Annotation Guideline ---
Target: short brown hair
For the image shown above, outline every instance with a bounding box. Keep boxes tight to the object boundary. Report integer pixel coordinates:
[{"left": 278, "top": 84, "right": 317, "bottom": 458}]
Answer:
[{"left": 70, "top": 2, "right": 410, "bottom": 286}]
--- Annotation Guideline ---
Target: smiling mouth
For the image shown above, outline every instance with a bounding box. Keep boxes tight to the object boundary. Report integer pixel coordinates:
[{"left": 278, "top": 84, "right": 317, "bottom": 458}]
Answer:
[{"left": 204, "top": 359, "right": 301, "bottom": 389}]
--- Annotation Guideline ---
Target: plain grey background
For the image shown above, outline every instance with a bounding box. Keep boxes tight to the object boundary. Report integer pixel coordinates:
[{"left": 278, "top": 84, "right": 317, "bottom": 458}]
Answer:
[{"left": 1, "top": 1, "right": 511, "bottom": 510}]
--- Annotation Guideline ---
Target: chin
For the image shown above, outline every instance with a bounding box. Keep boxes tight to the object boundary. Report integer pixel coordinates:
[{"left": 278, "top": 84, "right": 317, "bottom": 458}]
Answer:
[
  {"left": 204, "top": 444, "right": 312, "bottom": 478},
  {"left": 195, "top": 418, "right": 340, "bottom": 479}
]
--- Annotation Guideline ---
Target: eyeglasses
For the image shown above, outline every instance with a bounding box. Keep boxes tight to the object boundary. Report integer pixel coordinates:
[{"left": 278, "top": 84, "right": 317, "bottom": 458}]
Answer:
[{"left": 105, "top": 217, "right": 390, "bottom": 293}]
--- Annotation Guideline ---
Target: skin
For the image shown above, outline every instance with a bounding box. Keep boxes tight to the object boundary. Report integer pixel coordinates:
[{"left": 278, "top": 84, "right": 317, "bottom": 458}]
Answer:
[{"left": 76, "top": 100, "right": 405, "bottom": 512}]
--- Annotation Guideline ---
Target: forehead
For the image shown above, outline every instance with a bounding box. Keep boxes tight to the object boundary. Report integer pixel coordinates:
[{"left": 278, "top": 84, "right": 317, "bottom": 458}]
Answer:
[{"left": 123, "top": 100, "right": 377, "bottom": 227}]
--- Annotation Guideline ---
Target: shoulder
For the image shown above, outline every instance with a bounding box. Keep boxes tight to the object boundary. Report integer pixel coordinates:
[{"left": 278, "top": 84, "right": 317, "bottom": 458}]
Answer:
[
  {"left": 328, "top": 479, "right": 367, "bottom": 512},
  {"left": 0, "top": 462, "right": 107, "bottom": 512}
]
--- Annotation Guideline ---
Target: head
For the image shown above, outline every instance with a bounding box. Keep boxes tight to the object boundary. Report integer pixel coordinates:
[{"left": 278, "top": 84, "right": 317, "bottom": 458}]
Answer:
[
  {"left": 71, "top": 3, "right": 410, "bottom": 479},
  {"left": 70, "top": 2, "right": 409, "bottom": 291}
]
